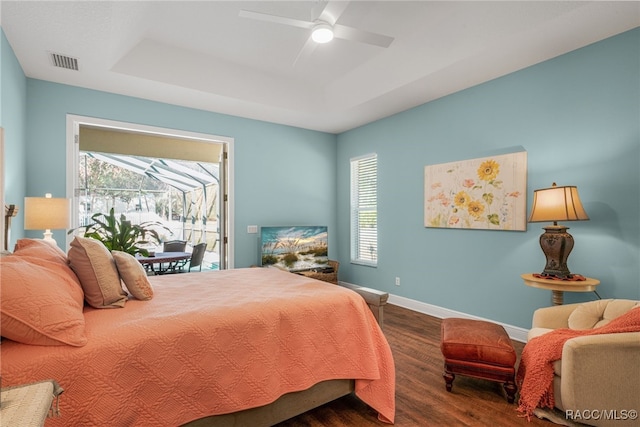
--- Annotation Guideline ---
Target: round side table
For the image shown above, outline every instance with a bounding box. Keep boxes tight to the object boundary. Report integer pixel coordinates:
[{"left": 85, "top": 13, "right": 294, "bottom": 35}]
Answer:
[{"left": 521, "top": 273, "right": 600, "bottom": 305}]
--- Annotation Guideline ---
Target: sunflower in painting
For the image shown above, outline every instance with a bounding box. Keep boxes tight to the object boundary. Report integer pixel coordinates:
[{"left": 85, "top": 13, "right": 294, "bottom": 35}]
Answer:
[
  {"left": 454, "top": 191, "right": 470, "bottom": 207},
  {"left": 477, "top": 160, "right": 500, "bottom": 182},
  {"left": 467, "top": 200, "right": 485, "bottom": 218}
]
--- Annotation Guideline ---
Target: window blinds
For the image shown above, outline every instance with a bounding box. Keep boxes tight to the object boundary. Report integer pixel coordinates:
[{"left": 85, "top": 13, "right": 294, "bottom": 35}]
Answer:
[{"left": 350, "top": 154, "right": 377, "bottom": 266}]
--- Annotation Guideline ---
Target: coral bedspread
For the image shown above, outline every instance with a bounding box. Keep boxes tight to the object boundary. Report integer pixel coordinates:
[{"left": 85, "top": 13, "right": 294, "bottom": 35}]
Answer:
[{"left": 0, "top": 268, "right": 395, "bottom": 426}]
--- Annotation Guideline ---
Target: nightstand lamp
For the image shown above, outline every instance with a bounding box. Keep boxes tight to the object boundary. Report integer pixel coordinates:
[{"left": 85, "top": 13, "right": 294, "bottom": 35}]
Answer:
[
  {"left": 528, "top": 183, "right": 589, "bottom": 279},
  {"left": 24, "top": 193, "right": 70, "bottom": 246}
]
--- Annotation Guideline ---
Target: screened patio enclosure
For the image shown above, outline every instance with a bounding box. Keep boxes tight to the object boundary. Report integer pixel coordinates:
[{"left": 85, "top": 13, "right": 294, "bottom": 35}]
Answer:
[{"left": 77, "top": 151, "right": 220, "bottom": 269}]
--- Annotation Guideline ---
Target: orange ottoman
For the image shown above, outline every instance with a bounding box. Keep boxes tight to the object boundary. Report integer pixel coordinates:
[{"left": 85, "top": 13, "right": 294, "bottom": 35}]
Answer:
[{"left": 440, "top": 318, "right": 517, "bottom": 403}]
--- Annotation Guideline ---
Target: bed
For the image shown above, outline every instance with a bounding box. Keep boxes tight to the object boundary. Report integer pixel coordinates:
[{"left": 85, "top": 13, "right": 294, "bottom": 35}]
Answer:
[{"left": 0, "top": 238, "right": 395, "bottom": 426}]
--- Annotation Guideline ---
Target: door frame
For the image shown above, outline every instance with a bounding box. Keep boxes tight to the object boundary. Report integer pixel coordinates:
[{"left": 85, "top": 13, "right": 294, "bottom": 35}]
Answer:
[{"left": 65, "top": 114, "right": 234, "bottom": 268}]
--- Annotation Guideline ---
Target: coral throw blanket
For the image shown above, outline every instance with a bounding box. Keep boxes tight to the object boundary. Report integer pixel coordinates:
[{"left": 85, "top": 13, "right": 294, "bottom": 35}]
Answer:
[
  {"left": 516, "top": 307, "right": 640, "bottom": 419},
  {"left": 1, "top": 268, "right": 395, "bottom": 425}
]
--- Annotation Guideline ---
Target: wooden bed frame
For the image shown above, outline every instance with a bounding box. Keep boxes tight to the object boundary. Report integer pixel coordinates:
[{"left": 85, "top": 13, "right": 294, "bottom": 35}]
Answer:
[
  {"left": 184, "top": 285, "right": 388, "bottom": 426},
  {"left": 184, "top": 379, "right": 354, "bottom": 426}
]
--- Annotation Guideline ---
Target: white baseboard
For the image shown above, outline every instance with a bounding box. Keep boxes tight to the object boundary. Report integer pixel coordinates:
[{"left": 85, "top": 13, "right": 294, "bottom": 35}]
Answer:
[{"left": 339, "top": 281, "right": 529, "bottom": 343}]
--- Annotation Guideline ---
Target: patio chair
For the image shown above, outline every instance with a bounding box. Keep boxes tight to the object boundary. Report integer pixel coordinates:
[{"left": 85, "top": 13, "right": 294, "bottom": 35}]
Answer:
[
  {"left": 163, "top": 240, "right": 187, "bottom": 252},
  {"left": 188, "top": 243, "right": 207, "bottom": 272},
  {"left": 162, "top": 240, "right": 188, "bottom": 272}
]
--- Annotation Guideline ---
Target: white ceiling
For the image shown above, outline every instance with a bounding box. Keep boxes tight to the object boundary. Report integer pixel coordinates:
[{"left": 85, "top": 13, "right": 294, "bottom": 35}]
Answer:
[{"left": 1, "top": 1, "right": 638, "bottom": 134}]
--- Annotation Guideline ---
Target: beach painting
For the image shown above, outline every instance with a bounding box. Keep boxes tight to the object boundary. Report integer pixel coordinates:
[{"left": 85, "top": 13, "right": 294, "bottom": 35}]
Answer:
[
  {"left": 424, "top": 151, "right": 527, "bottom": 231},
  {"left": 260, "top": 226, "right": 329, "bottom": 271}
]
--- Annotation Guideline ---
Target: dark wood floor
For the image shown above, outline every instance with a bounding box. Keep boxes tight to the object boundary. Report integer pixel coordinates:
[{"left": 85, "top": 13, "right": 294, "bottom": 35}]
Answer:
[{"left": 276, "top": 304, "right": 553, "bottom": 427}]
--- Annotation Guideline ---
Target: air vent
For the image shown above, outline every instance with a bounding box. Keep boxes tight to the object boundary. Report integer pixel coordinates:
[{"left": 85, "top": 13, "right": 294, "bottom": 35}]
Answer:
[{"left": 50, "top": 52, "right": 79, "bottom": 71}]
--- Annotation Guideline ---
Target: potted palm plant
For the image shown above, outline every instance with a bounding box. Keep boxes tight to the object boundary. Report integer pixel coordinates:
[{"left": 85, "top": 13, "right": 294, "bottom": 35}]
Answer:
[{"left": 71, "top": 208, "right": 168, "bottom": 256}]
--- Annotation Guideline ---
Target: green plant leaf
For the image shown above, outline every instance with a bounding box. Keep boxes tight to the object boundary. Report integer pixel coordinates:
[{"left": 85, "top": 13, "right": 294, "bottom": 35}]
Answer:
[{"left": 69, "top": 207, "right": 169, "bottom": 255}]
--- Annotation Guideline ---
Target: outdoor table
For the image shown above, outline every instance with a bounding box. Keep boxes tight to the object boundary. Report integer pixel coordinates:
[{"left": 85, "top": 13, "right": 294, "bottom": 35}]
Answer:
[{"left": 136, "top": 251, "right": 191, "bottom": 275}]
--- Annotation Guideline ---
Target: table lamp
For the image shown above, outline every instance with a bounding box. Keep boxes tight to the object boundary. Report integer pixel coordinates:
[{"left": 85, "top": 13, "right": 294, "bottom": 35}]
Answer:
[
  {"left": 528, "top": 183, "right": 589, "bottom": 278},
  {"left": 24, "top": 193, "right": 70, "bottom": 245}
]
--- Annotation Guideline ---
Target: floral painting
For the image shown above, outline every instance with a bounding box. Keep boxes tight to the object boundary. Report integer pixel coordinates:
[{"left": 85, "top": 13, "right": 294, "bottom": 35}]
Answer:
[{"left": 424, "top": 151, "right": 527, "bottom": 231}]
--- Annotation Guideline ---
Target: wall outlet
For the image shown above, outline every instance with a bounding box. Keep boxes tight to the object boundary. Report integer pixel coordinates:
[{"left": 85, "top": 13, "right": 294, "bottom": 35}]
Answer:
[
  {"left": 395, "top": 277, "right": 400, "bottom": 286},
  {"left": 247, "top": 225, "right": 258, "bottom": 234}
]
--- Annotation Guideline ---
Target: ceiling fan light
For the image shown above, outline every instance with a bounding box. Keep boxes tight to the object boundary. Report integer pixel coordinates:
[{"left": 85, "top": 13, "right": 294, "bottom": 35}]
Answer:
[{"left": 312, "top": 23, "right": 334, "bottom": 43}]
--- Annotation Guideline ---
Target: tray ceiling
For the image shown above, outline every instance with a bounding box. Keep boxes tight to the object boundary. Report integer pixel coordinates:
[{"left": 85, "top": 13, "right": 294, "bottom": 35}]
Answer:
[{"left": 1, "top": 1, "right": 638, "bottom": 133}]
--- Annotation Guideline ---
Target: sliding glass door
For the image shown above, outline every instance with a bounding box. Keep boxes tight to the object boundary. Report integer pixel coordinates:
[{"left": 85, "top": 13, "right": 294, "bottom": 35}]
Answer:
[{"left": 67, "top": 116, "right": 233, "bottom": 269}]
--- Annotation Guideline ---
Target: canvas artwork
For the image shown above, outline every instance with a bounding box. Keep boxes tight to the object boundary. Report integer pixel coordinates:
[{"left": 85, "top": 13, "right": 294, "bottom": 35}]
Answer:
[
  {"left": 260, "top": 226, "right": 329, "bottom": 272},
  {"left": 424, "top": 151, "right": 527, "bottom": 231}
]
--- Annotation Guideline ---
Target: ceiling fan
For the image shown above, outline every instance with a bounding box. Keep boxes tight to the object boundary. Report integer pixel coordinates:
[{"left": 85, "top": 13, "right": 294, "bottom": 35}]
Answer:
[{"left": 239, "top": 0, "right": 394, "bottom": 66}]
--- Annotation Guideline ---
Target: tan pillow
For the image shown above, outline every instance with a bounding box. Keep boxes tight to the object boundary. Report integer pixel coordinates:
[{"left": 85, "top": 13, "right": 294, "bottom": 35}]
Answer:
[
  {"left": 112, "top": 250, "right": 153, "bottom": 301},
  {"left": 0, "top": 256, "right": 87, "bottom": 346},
  {"left": 68, "top": 236, "right": 127, "bottom": 308}
]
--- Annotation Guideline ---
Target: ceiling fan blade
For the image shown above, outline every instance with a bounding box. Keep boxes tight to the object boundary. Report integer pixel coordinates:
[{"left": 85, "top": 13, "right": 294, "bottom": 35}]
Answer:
[
  {"left": 333, "top": 24, "right": 394, "bottom": 48},
  {"left": 292, "top": 36, "right": 317, "bottom": 68},
  {"left": 318, "top": 0, "right": 351, "bottom": 26},
  {"left": 239, "top": 9, "right": 314, "bottom": 30}
]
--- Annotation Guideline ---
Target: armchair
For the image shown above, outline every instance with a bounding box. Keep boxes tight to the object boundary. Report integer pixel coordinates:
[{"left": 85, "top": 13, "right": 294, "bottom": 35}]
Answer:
[{"left": 527, "top": 299, "right": 639, "bottom": 426}]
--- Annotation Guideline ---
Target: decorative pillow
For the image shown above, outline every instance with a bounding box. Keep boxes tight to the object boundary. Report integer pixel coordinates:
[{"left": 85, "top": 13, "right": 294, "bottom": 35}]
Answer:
[
  {"left": 0, "top": 256, "right": 87, "bottom": 346},
  {"left": 112, "top": 250, "right": 154, "bottom": 301},
  {"left": 14, "top": 238, "right": 68, "bottom": 265},
  {"left": 68, "top": 237, "right": 128, "bottom": 308},
  {"left": 12, "top": 239, "right": 84, "bottom": 296}
]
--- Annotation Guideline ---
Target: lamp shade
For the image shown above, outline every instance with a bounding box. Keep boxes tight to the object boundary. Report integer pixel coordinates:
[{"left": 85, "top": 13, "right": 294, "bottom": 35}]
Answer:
[
  {"left": 528, "top": 183, "right": 589, "bottom": 223},
  {"left": 24, "top": 194, "right": 70, "bottom": 230}
]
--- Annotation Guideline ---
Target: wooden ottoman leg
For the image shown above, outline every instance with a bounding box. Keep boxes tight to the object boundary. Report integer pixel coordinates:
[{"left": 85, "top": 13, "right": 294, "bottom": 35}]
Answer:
[
  {"left": 503, "top": 379, "right": 517, "bottom": 404},
  {"left": 443, "top": 365, "right": 455, "bottom": 392}
]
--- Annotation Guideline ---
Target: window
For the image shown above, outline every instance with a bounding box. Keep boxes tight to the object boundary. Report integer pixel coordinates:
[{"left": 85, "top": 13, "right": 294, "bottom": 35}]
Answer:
[{"left": 350, "top": 153, "right": 377, "bottom": 266}]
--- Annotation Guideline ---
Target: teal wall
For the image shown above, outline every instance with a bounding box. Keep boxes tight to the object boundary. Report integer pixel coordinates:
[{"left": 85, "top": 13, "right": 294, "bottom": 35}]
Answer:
[
  {"left": 23, "top": 80, "right": 337, "bottom": 259},
  {"left": 1, "top": 29, "right": 27, "bottom": 248},
  {"left": 336, "top": 28, "right": 640, "bottom": 328}
]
